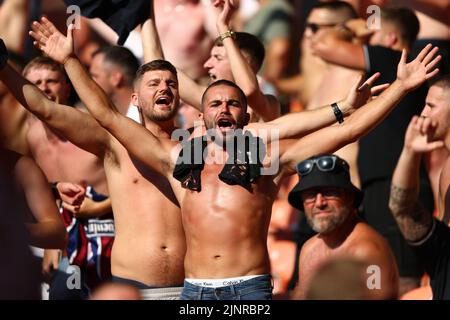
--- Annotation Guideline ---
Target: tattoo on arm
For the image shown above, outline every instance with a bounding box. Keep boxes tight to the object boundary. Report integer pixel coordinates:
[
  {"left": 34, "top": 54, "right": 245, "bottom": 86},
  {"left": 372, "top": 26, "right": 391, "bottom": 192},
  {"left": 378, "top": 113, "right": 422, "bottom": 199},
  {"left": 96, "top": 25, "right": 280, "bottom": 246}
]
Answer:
[{"left": 389, "top": 184, "right": 433, "bottom": 242}]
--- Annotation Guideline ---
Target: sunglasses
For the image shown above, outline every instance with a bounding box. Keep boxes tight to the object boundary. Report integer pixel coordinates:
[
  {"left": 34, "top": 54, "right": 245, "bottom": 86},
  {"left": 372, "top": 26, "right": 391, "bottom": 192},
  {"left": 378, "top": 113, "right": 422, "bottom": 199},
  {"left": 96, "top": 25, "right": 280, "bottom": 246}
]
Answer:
[
  {"left": 296, "top": 155, "right": 349, "bottom": 176},
  {"left": 305, "top": 22, "right": 338, "bottom": 34}
]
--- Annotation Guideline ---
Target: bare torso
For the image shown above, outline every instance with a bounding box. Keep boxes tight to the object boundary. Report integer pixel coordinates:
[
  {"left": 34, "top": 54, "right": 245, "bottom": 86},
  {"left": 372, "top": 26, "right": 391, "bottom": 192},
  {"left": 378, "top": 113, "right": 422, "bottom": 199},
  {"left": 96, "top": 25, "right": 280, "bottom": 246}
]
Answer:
[
  {"left": 307, "top": 64, "right": 362, "bottom": 188},
  {"left": 167, "top": 143, "right": 281, "bottom": 279},
  {"left": 298, "top": 219, "right": 399, "bottom": 299},
  {"left": 103, "top": 137, "right": 185, "bottom": 286},
  {"left": 299, "top": 38, "right": 328, "bottom": 106},
  {"left": 27, "top": 118, "right": 108, "bottom": 195},
  {"left": 154, "top": 0, "right": 214, "bottom": 80}
]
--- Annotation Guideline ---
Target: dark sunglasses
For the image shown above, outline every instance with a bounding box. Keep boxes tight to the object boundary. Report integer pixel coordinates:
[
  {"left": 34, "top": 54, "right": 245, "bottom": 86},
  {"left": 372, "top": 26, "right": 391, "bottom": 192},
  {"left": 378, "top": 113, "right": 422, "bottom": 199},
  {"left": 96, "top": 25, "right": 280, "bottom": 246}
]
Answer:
[
  {"left": 296, "top": 155, "right": 349, "bottom": 176},
  {"left": 305, "top": 22, "right": 338, "bottom": 34}
]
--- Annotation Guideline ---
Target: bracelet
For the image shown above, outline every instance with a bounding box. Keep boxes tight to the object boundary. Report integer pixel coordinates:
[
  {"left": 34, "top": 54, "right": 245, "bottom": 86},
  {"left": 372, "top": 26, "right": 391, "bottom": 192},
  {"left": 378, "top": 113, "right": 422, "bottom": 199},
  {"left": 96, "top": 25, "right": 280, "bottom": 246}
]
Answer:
[
  {"left": 219, "top": 30, "right": 235, "bottom": 42},
  {"left": 331, "top": 102, "right": 344, "bottom": 124}
]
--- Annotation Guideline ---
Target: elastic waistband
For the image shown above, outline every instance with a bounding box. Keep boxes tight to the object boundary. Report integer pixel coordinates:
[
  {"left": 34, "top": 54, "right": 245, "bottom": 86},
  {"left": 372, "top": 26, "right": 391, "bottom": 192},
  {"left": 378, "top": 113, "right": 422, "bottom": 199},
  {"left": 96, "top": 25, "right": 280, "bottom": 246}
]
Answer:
[
  {"left": 111, "top": 275, "right": 182, "bottom": 290},
  {"left": 185, "top": 274, "right": 267, "bottom": 288}
]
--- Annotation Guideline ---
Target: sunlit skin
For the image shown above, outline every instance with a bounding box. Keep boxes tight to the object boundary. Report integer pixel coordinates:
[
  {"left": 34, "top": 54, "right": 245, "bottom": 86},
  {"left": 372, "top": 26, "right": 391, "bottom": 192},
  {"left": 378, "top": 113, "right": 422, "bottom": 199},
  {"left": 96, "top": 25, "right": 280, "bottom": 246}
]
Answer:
[
  {"left": 296, "top": 187, "right": 399, "bottom": 300},
  {"left": 25, "top": 66, "right": 108, "bottom": 194},
  {"left": 180, "top": 87, "right": 277, "bottom": 278},
  {"left": 154, "top": 0, "right": 215, "bottom": 80},
  {"left": 132, "top": 70, "right": 180, "bottom": 122},
  {"left": 202, "top": 85, "right": 250, "bottom": 142},
  {"left": 301, "top": 187, "right": 353, "bottom": 235}
]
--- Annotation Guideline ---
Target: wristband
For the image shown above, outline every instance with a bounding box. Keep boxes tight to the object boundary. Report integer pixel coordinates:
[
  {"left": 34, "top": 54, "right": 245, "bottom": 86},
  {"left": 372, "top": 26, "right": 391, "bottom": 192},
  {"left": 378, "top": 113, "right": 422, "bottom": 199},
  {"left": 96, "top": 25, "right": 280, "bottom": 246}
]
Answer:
[{"left": 331, "top": 102, "right": 344, "bottom": 124}]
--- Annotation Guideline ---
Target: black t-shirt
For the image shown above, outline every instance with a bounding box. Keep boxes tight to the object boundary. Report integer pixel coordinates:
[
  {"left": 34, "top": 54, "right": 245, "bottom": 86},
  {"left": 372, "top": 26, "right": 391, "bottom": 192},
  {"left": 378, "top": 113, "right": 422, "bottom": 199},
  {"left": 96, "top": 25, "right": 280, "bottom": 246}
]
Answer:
[
  {"left": 357, "top": 45, "right": 428, "bottom": 185},
  {"left": 411, "top": 219, "right": 450, "bottom": 300}
]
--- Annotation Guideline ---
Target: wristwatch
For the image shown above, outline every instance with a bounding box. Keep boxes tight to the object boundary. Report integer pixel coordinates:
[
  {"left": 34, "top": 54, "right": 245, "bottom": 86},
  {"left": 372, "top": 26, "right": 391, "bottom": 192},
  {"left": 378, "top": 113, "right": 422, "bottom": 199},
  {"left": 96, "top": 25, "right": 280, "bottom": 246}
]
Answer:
[{"left": 219, "top": 30, "right": 236, "bottom": 42}]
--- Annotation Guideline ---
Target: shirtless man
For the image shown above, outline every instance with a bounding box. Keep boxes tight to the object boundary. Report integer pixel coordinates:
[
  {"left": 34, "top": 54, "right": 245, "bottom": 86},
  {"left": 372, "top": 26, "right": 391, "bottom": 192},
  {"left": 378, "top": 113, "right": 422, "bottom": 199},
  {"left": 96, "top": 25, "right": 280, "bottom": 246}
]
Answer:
[
  {"left": 34, "top": 11, "right": 440, "bottom": 298},
  {"left": 144, "top": 0, "right": 280, "bottom": 122},
  {"left": 288, "top": 154, "right": 399, "bottom": 299},
  {"left": 389, "top": 75, "right": 450, "bottom": 299},
  {"left": 9, "top": 7, "right": 381, "bottom": 299},
  {"left": 20, "top": 56, "right": 114, "bottom": 298},
  {"left": 305, "top": 1, "right": 362, "bottom": 187},
  {"left": 0, "top": 51, "right": 185, "bottom": 301},
  {"left": 154, "top": 0, "right": 218, "bottom": 80}
]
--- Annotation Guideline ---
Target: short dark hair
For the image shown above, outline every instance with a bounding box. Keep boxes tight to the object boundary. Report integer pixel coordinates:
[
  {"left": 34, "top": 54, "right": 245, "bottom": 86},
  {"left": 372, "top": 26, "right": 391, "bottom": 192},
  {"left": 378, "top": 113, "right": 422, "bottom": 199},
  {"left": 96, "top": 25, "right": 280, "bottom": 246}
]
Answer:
[
  {"left": 381, "top": 6, "right": 420, "bottom": 48},
  {"left": 431, "top": 74, "right": 450, "bottom": 92},
  {"left": 23, "top": 56, "right": 67, "bottom": 81},
  {"left": 214, "top": 32, "right": 265, "bottom": 71},
  {"left": 201, "top": 79, "right": 247, "bottom": 109},
  {"left": 312, "top": 1, "right": 358, "bottom": 21},
  {"left": 92, "top": 46, "right": 140, "bottom": 86},
  {"left": 134, "top": 59, "right": 178, "bottom": 89}
]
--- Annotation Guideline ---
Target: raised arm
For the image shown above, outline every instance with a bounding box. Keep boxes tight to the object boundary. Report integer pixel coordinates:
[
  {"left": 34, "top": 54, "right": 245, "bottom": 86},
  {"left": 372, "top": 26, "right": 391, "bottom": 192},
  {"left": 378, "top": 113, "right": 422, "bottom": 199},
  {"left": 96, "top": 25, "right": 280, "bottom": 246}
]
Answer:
[
  {"left": 0, "top": 41, "right": 109, "bottom": 157},
  {"left": 215, "top": 0, "right": 280, "bottom": 121},
  {"left": 248, "top": 72, "right": 388, "bottom": 139},
  {"left": 141, "top": 2, "right": 205, "bottom": 111},
  {"left": 14, "top": 156, "right": 67, "bottom": 250},
  {"left": 388, "top": 116, "right": 443, "bottom": 242},
  {"left": 310, "top": 27, "right": 366, "bottom": 71},
  {"left": 30, "top": 17, "right": 172, "bottom": 175},
  {"left": 0, "top": 0, "right": 28, "bottom": 54},
  {"left": 280, "top": 45, "right": 441, "bottom": 174}
]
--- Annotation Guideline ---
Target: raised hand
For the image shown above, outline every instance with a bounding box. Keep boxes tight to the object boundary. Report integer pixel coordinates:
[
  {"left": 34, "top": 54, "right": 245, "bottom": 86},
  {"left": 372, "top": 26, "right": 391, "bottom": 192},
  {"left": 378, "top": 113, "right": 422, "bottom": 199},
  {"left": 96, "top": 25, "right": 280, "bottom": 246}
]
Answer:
[
  {"left": 397, "top": 44, "right": 441, "bottom": 92},
  {"left": 404, "top": 115, "right": 444, "bottom": 153},
  {"left": 29, "top": 16, "right": 74, "bottom": 65},
  {"left": 342, "top": 72, "right": 390, "bottom": 115},
  {"left": 214, "top": 0, "right": 239, "bottom": 32}
]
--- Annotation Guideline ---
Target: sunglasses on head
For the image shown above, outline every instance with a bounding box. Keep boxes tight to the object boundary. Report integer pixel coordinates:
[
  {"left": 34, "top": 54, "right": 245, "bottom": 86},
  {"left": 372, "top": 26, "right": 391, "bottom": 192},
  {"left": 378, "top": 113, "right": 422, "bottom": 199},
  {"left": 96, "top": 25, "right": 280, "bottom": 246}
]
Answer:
[
  {"left": 296, "top": 155, "right": 349, "bottom": 176},
  {"left": 305, "top": 22, "right": 338, "bottom": 34}
]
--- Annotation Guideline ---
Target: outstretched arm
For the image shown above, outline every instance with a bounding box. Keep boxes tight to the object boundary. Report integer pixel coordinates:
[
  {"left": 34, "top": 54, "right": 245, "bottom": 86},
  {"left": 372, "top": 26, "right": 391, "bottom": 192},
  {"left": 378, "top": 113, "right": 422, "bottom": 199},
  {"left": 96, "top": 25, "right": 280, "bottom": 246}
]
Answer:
[
  {"left": 14, "top": 156, "right": 67, "bottom": 250},
  {"left": 280, "top": 45, "right": 441, "bottom": 174},
  {"left": 215, "top": 0, "right": 280, "bottom": 121},
  {"left": 141, "top": 2, "right": 205, "bottom": 111},
  {"left": 30, "top": 17, "right": 173, "bottom": 175},
  {"left": 0, "top": 41, "right": 109, "bottom": 158},
  {"left": 389, "top": 116, "right": 443, "bottom": 242},
  {"left": 247, "top": 72, "right": 388, "bottom": 139}
]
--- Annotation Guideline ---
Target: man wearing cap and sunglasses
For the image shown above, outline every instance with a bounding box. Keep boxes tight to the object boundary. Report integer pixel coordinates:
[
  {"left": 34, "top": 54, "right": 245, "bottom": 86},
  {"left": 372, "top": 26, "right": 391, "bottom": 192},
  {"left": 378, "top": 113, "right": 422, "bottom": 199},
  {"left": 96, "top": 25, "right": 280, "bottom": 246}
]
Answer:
[{"left": 288, "top": 154, "right": 399, "bottom": 300}]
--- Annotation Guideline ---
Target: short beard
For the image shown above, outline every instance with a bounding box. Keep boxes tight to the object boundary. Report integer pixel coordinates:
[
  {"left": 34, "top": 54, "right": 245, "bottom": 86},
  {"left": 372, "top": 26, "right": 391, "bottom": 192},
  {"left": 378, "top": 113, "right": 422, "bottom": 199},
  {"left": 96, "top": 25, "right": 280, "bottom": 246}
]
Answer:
[
  {"left": 144, "top": 107, "right": 177, "bottom": 122},
  {"left": 307, "top": 208, "right": 350, "bottom": 235}
]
